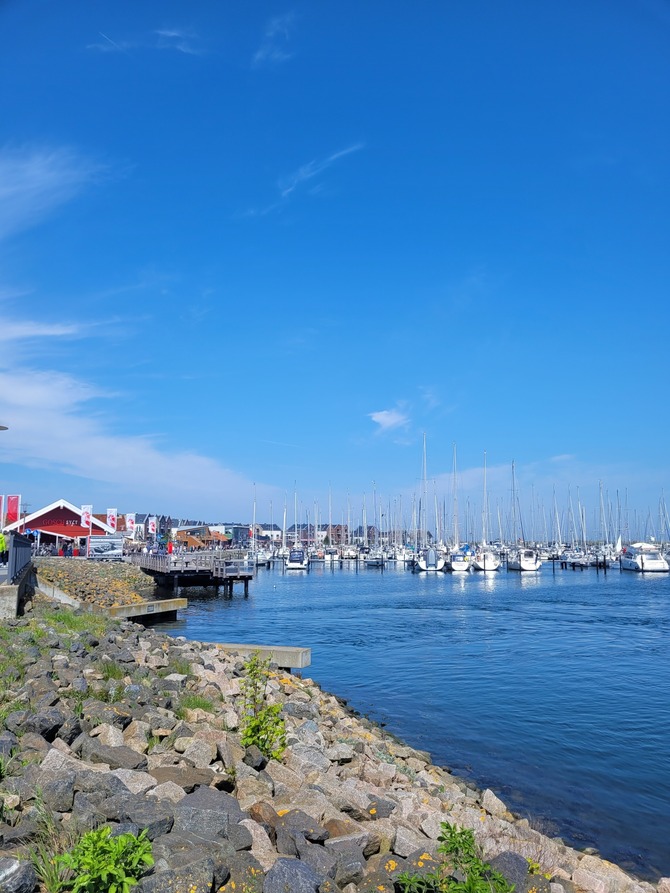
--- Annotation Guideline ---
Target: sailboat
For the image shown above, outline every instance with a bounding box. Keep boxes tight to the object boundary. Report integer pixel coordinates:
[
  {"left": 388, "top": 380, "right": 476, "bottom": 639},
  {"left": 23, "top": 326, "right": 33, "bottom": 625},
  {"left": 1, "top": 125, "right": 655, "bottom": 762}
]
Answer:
[
  {"left": 506, "top": 461, "right": 542, "bottom": 572},
  {"left": 284, "top": 488, "right": 309, "bottom": 570},
  {"left": 416, "top": 435, "right": 446, "bottom": 572},
  {"left": 447, "top": 444, "right": 470, "bottom": 573},
  {"left": 472, "top": 452, "right": 501, "bottom": 572}
]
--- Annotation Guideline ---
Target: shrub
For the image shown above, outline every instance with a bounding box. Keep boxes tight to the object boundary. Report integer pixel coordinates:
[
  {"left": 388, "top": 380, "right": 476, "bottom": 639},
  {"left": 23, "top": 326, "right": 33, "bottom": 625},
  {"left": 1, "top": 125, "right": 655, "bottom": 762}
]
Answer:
[
  {"left": 395, "top": 822, "right": 514, "bottom": 893},
  {"left": 239, "top": 652, "right": 286, "bottom": 761},
  {"left": 56, "top": 826, "right": 153, "bottom": 893}
]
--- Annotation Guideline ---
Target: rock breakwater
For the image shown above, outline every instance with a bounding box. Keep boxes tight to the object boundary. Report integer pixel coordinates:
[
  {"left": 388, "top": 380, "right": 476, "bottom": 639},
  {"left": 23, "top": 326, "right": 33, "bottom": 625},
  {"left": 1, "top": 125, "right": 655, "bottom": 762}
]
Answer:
[
  {"left": 0, "top": 580, "right": 666, "bottom": 893},
  {"left": 33, "top": 558, "right": 153, "bottom": 609}
]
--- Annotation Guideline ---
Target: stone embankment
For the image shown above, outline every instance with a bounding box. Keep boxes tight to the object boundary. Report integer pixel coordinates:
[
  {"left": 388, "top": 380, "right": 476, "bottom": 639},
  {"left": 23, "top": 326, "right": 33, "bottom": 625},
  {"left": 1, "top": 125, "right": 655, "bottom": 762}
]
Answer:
[
  {"left": 0, "top": 569, "right": 666, "bottom": 893},
  {"left": 33, "top": 558, "right": 152, "bottom": 609}
]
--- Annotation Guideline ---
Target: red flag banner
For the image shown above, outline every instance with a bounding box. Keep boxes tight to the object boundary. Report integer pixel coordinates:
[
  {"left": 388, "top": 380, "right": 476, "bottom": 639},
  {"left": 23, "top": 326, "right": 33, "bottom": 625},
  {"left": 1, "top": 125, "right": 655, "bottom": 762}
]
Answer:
[
  {"left": 6, "top": 495, "right": 20, "bottom": 525},
  {"left": 107, "top": 508, "right": 118, "bottom": 531}
]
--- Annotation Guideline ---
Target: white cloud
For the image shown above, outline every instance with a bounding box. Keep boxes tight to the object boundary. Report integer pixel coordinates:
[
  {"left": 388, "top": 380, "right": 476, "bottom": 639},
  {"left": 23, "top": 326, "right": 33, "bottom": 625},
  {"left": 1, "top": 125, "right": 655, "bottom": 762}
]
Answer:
[
  {"left": 0, "top": 321, "right": 82, "bottom": 343},
  {"left": 0, "top": 365, "right": 275, "bottom": 517},
  {"left": 369, "top": 409, "right": 410, "bottom": 432},
  {"left": 278, "top": 144, "right": 364, "bottom": 199},
  {"left": 155, "top": 28, "right": 202, "bottom": 55},
  {"left": 0, "top": 147, "right": 103, "bottom": 241},
  {"left": 253, "top": 13, "right": 295, "bottom": 67}
]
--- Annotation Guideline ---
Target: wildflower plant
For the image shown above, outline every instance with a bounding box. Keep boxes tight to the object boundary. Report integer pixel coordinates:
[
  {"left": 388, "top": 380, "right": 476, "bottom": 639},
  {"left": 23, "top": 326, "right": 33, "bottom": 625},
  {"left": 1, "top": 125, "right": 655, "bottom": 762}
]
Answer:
[
  {"left": 56, "top": 826, "right": 153, "bottom": 893},
  {"left": 239, "top": 652, "right": 286, "bottom": 760},
  {"left": 395, "top": 822, "right": 515, "bottom": 893}
]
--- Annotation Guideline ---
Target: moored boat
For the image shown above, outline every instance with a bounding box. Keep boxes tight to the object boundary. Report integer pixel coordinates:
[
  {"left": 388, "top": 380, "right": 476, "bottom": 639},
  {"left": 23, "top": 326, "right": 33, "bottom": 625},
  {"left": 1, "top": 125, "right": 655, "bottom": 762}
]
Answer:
[
  {"left": 472, "top": 546, "right": 500, "bottom": 572},
  {"left": 620, "top": 542, "right": 669, "bottom": 572},
  {"left": 508, "top": 546, "right": 542, "bottom": 572},
  {"left": 416, "top": 546, "right": 446, "bottom": 572},
  {"left": 285, "top": 547, "right": 309, "bottom": 570}
]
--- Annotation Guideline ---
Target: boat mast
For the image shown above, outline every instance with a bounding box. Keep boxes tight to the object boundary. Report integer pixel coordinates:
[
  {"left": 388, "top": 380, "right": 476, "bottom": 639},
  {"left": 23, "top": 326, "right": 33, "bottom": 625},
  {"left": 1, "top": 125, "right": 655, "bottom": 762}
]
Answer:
[
  {"left": 452, "top": 443, "right": 459, "bottom": 549},
  {"left": 481, "top": 450, "right": 488, "bottom": 546}
]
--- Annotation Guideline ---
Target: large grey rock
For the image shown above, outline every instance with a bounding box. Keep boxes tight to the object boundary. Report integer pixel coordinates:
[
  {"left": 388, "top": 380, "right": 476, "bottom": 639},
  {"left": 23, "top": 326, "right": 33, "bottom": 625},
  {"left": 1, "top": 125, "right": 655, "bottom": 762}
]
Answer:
[
  {"left": 0, "top": 732, "right": 19, "bottom": 757},
  {"left": 5, "top": 707, "right": 67, "bottom": 742},
  {"left": 80, "top": 737, "right": 148, "bottom": 770},
  {"left": 137, "top": 857, "right": 215, "bottom": 893},
  {"left": 71, "top": 792, "right": 106, "bottom": 829},
  {"left": 294, "top": 834, "right": 338, "bottom": 880},
  {"left": 111, "top": 769, "right": 156, "bottom": 794},
  {"left": 489, "top": 851, "right": 531, "bottom": 890},
  {"left": 148, "top": 765, "right": 218, "bottom": 791},
  {"left": 0, "top": 857, "right": 37, "bottom": 893},
  {"left": 181, "top": 739, "right": 216, "bottom": 769},
  {"left": 277, "top": 808, "right": 329, "bottom": 844},
  {"left": 172, "top": 787, "right": 247, "bottom": 842},
  {"left": 39, "top": 772, "right": 76, "bottom": 811},
  {"left": 284, "top": 743, "right": 331, "bottom": 775},
  {"left": 263, "top": 857, "right": 323, "bottom": 893}
]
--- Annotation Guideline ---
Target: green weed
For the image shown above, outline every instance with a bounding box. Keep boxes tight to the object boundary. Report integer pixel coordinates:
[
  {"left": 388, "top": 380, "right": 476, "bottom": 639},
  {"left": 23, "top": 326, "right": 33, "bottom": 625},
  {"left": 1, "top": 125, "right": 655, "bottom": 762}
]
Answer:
[
  {"left": 239, "top": 652, "right": 286, "bottom": 761},
  {"left": 395, "top": 822, "right": 515, "bottom": 893}
]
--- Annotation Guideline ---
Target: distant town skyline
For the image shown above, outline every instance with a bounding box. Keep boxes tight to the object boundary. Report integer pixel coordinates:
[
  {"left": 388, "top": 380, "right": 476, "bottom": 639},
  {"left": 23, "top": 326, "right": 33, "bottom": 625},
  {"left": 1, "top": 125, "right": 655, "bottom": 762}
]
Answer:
[{"left": 1, "top": 2, "right": 668, "bottom": 530}]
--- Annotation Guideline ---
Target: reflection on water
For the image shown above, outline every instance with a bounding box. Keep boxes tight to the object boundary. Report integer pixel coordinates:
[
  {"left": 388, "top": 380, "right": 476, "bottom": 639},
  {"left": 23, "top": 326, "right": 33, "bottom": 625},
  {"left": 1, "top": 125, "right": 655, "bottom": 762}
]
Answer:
[{"left": 152, "top": 562, "right": 670, "bottom": 879}]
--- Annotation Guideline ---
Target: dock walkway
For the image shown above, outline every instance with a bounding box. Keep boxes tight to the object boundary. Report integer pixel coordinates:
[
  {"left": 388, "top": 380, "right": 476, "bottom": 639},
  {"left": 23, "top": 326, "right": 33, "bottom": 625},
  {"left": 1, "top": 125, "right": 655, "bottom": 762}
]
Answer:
[{"left": 128, "top": 551, "right": 254, "bottom": 594}]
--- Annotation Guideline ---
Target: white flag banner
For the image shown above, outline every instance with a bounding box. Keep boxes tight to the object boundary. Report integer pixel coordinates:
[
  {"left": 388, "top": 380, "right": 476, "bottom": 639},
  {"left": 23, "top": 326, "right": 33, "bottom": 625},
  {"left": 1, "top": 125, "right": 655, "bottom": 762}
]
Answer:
[
  {"left": 81, "top": 505, "right": 93, "bottom": 530},
  {"left": 148, "top": 516, "right": 157, "bottom": 536},
  {"left": 126, "top": 513, "right": 136, "bottom": 533},
  {"left": 106, "top": 508, "right": 118, "bottom": 531},
  {"left": 0, "top": 495, "right": 4, "bottom": 528}
]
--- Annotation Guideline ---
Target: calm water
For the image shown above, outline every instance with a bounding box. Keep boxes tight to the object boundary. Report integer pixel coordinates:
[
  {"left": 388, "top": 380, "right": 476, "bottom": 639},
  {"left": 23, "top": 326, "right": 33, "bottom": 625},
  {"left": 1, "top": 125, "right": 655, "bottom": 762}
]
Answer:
[{"left": 153, "top": 562, "right": 670, "bottom": 880}]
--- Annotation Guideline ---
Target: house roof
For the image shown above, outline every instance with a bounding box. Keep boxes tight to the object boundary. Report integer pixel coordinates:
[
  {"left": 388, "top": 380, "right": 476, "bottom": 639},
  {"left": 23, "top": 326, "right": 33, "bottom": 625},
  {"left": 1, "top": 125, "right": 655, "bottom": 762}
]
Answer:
[{"left": 3, "top": 499, "right": 116, "bottom": 536}]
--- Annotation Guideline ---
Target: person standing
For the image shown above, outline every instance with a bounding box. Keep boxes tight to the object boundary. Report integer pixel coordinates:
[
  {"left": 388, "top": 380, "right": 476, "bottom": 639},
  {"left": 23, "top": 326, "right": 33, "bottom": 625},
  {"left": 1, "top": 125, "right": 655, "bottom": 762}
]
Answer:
[{"left": 0, "top": 531, "right": 7, "bottom": 566}]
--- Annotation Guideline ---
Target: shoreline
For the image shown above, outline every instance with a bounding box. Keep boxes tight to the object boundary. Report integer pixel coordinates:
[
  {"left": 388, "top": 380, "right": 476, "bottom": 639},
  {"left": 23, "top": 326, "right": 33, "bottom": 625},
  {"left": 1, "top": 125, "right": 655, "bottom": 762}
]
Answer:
[{"left": 1, "top": 559, "right": 664, "bottom": 893}]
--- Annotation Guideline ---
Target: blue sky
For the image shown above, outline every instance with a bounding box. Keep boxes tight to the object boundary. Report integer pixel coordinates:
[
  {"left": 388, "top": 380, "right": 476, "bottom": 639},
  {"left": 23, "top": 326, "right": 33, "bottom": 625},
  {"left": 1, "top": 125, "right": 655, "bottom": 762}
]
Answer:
[{"left": 1, "top": 1, "right": 669, "bottom": 538}]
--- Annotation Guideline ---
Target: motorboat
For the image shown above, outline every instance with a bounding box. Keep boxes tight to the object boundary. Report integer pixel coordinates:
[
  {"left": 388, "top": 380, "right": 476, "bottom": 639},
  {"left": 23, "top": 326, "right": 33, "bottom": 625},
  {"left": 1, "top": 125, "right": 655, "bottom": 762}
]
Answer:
[
  {"left": 620, "top": 542, "right": 669, "bottom": 572},
  {"left": 285, "top": 547, "right": 309, "bottom": 570},
  {"left": 507, "top": 547, "right": 542, "bottom": 571},
  {"left": 363, "top": 549, "right": 385, "bottom": 568}
]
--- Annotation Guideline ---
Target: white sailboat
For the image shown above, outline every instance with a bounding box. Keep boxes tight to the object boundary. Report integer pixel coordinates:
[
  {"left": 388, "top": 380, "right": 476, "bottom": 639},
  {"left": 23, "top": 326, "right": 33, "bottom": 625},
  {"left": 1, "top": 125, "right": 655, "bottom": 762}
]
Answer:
[
  {"left": 284, "top": 488, "right": 309, "bottom": 570},
  {"left": 416, "top": 435, "right": 446, "bottom": 572},
  {"left": 472, "top": 451, "right": 501, "bottom": 572},
  {"left": 507, "top": 461, "right": 541, "bottom": 572},
  {"left": 447, "top": 444, "right": 470, "bottom": 573}
]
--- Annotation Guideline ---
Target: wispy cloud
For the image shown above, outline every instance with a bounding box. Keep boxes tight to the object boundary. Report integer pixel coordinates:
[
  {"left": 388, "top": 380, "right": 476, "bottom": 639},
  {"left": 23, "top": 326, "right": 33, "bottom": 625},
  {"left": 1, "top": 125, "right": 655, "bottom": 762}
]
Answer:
[
  {"left": 87, "top": 28, "right": 203, "bottom": 56},
  {"left": 155, "top": 28, "right": 202, "bottom": 55},
  {"left": 369, "top": 408, "right": 410, "bottom": 433},
  {"left": 253, "top": 12, "right": 295, "bottom": 67},
  {"left": 0, "top": 365, "right": 272, "bottom": 515},
  {"left": 88, "top": 31, "right": 131, "bottom": 54},
  {"left": 278, "top": 144, "right": 364, "bottom": 198},
  {"left": 0, "top": 321, "right": 82, "bottom": 343},
  {"left": 0, "top": 148, "right": 104, "bottom": 241},
  {"left": 419, "top": 386, "right": 440, "bottom": 411},
  {"left": 243, "top": 143, "right": 364, "bottom": 218}
]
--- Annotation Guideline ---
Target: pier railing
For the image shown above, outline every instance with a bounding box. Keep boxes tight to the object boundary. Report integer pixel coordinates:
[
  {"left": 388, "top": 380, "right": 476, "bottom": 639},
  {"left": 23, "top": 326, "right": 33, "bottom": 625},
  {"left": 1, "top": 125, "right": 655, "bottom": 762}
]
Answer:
[{"left": 128, "top": 552, "right": 254, "bottom": 579}]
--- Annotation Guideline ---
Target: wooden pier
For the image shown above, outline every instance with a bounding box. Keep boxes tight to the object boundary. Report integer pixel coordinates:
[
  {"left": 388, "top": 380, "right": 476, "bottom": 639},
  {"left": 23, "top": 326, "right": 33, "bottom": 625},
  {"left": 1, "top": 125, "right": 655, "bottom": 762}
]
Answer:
[{"left": 129, "top": 552, "right": 254, "bottom": 595}]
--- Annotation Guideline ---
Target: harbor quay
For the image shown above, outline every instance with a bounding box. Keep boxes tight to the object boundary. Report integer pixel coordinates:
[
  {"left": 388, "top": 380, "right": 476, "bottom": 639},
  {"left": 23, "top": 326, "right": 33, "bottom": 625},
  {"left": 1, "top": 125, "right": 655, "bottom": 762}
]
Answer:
[{"left": 0, "top": 561, "right": 667, "bottom": 893}]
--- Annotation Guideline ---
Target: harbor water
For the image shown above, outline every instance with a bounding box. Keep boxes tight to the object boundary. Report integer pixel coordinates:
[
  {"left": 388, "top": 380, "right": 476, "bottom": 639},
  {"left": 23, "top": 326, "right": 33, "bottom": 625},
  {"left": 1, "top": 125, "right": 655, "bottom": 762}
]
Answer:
[{"left": 153, "top": 561, "right": 670, "bottom": 880}]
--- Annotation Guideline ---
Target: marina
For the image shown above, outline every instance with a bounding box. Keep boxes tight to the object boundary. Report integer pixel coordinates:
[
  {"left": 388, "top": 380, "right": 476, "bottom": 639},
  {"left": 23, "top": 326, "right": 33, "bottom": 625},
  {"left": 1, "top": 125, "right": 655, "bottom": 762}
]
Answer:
[{"left": 152, "top": 561, "right": 670, "bottom": 881}]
